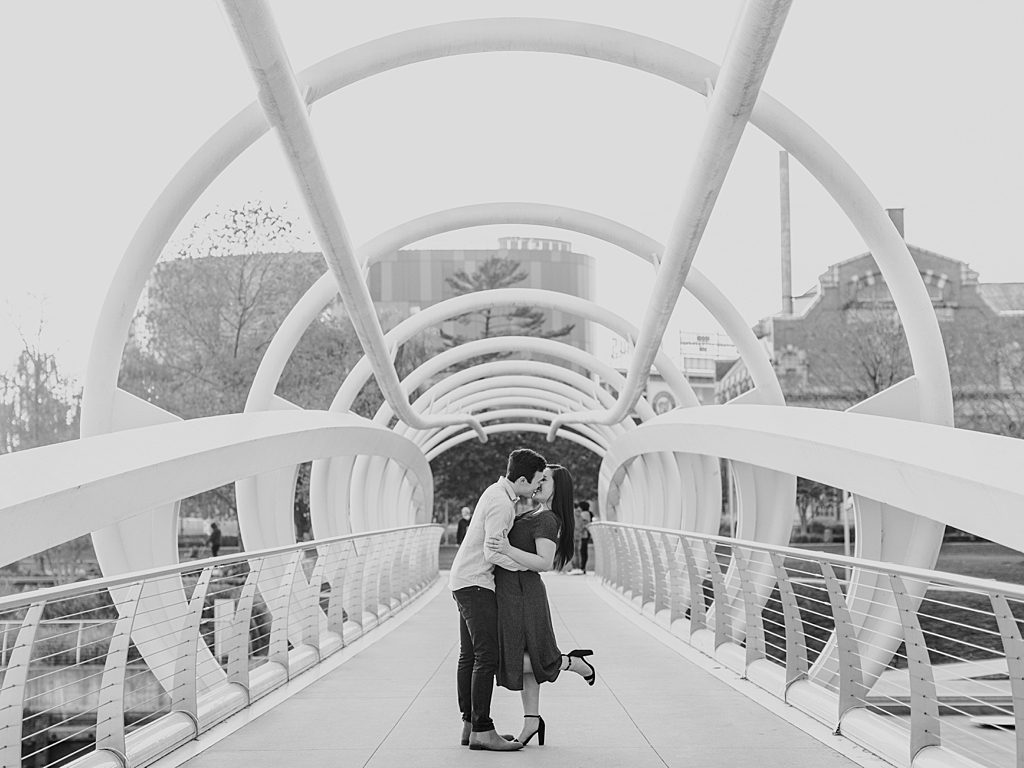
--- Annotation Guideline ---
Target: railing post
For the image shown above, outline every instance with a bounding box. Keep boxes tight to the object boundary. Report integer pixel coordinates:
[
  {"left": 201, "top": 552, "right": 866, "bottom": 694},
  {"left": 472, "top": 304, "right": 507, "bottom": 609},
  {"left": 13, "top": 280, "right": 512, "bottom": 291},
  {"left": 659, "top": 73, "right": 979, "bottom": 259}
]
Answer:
[
  {"left": 172, "top": 567, "right": 214, "bottom": 729},
  {"left": 362, "top": 537, "right": 381, "bottom": 623},
  {"left": 645, "top": 530, "right": 668, "bottom": 615},
  {"left": 615, "top": 525, "right": 631, "bottom": 594},
  {"left": 378, "top": 533, "right": 394, "bottom": 615},
  {"left": 703, "top": 540, "right": 731, "bottom": 649},
  {"left": 679, "top": 537, "right": 707, "bottom": 636},
  {"left": 0, "top": 601, "right": 45, "bottom": 767},
  {"left": 624, "top": 526, "right": 643, "bottom": 602},
  {"left": 592, "top": 526, "right": 608, "bottom": 581},
  {"left": 268, "top": 552, "right": 303, "bottom": 676},
  {"left": 227, "top": 559, "right": 263, "bottom": 693},
  {"left": 303, "top": 547, "right": 327, "bottom": 657},
  {"left": 769, "top": 551, "right": 809, "bottom": 694},
  {"left": 395, "top": 529, "right": 412, "bottom": 604},
  {"left": 410, "top": 529, "right": 426, "bottom": 592},
  {"left": 323, "top": 542, "right": 347, "bottom": 639},
  {"left": 821, "top": 561, "right": 868, "bottom": 730},
  {"left": 95, "top": 582, "right": 144, "bottom": 765},
  {"left": 345, "top": 538, "right": 368, "bottom": 631},
  {"left": 634, "top": 527, "right": 655, "bottom": 610},
  {"left": 990, "top": 592, "right": 1024, "bottom": 763},
  {"left": 888, "top": 574, "right": 941, "bottom": 761},
  {"left": 734, "top": 548, "right": 767, "bottom": 668},
  {"left": 662, "top": 533, "right": 690, "bottom": 625}
]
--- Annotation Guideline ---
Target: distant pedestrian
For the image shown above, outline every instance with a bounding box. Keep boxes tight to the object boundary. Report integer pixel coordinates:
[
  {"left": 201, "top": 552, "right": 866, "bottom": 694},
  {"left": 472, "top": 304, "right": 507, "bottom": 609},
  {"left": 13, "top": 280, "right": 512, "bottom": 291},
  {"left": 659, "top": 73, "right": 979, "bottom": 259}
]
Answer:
[
  {"left": 456, "top": 507, "right": 472, "bottom": 545},
  {"left": 568, "top": 503, "right": 585, "bottom": 574},
  {"left": 577, "top": 501, "right": 593, "bottom": 573},
  {"left": 208, "top": 522, "right": 222, "bottom": 557}
]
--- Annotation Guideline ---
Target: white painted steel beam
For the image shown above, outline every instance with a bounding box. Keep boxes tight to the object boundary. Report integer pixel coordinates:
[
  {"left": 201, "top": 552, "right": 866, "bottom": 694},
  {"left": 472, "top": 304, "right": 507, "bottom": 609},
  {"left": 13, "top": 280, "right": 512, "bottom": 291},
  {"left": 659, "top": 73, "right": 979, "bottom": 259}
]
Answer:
[
  {"left": 604, "top": 405, "right": 1024, "bottom": 553},
  {"left": 245, "top": 203, "right": 780, "bottom": 421},
  {"left": 425, "top": 423, "right": 605, "bottom": 463},
  {"left": 218, "top": 0, "right": 484, "bottom": 442},
  {"left": 549, "top": 0, "right": 792, "bottom": 438},
  {"left": 0, "top": 410, "right": 431, "bottom": 567},
  {"left": 83, "top": 19, "right": 947, "bottom": 448},
  {"left": 330, "top": 288, "right": 696, "bottom": 413}
]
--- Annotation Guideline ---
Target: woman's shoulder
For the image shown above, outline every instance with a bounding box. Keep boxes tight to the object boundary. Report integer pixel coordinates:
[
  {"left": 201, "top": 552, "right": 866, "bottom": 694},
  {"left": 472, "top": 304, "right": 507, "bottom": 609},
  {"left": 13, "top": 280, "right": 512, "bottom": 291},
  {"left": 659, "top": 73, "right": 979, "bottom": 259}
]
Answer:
[{"left": 538, "top": 508, "right": 559, "bottom": 524}]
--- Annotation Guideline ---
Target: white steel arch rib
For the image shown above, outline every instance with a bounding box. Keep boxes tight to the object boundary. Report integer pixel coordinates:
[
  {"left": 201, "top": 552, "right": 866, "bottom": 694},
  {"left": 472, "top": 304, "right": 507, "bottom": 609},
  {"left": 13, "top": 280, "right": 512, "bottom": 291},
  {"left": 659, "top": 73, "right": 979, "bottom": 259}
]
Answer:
[
  {"left": 83, "top": 20, "right": 946, "bottom": 441},
  {"left": 61, "top": 14, "right": 967, "bottom": 695},
  {"left": 0, "top": 410, "right": 431, "bottom": 691},
  {"left": 246, "top": 287, "right": 692, "bottom": 538},
  {"left": 426, "top": 423, "right": 605, "bottom": 463},
  {"left": 247, "top": 203, "right": 779, "bottom": 420},
  {"left": 308, "top": 330, "right": 671, "bottom": 536}
]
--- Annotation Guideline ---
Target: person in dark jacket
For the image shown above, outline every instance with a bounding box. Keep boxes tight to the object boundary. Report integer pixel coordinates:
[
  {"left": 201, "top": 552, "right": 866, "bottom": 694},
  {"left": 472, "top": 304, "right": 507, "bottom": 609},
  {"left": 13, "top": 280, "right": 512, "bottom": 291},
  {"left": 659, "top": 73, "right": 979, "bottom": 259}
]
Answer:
[
  {"left": 208, "top": 522, "right": 222, "bottom": 557},
  {"left": 456, "top": 507, "right": 472, "bottom": 545}
]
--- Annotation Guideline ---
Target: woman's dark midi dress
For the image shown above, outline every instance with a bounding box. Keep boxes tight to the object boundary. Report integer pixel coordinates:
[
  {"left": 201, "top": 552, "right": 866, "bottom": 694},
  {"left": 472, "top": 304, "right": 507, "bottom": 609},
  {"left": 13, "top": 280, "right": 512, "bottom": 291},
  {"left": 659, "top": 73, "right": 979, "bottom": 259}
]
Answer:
[{"left": 494, "top": 509, "right": 563, "bottom": 690}]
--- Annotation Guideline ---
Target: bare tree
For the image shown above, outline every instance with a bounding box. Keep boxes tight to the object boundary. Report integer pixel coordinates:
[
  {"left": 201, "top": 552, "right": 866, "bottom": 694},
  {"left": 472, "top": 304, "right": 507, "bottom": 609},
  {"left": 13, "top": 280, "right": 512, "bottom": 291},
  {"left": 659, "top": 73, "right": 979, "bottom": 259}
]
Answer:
[
  {"left": 794, "top": 305, "right": 913, "bottom": 410},
  {"left": 947, "top": 314, "right": 1024, "bottom": 438},
  {"left": 0, "top": 310, "right": 80, "bottom": 454},
  {"left": 118, "top": 201, "right": 394, "bottom": 524}
]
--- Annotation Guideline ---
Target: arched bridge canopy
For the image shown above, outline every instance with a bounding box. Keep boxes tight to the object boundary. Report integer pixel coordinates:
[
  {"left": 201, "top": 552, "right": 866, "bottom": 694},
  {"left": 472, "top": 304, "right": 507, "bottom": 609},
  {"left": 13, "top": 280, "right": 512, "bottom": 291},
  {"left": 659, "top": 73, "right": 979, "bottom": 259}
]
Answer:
[{"left": 2, "top": 10, "right": 1024, "bottom": 768}]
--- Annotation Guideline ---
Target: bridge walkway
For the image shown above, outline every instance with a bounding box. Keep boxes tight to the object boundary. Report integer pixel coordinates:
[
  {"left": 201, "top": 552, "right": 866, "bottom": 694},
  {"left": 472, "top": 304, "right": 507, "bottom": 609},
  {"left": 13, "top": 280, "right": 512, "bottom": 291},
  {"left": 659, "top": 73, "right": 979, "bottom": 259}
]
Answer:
[{"left": 173, "top": 574, "right": 873, "bottom": 768}]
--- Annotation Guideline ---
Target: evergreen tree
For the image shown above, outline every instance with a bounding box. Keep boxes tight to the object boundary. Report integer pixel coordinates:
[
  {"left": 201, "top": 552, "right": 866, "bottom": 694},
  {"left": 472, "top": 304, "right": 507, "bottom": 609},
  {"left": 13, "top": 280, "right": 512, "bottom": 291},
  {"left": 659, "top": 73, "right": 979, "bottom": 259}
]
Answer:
[{"left": 439, "top": 256, "right": 574, "bottom": 348}]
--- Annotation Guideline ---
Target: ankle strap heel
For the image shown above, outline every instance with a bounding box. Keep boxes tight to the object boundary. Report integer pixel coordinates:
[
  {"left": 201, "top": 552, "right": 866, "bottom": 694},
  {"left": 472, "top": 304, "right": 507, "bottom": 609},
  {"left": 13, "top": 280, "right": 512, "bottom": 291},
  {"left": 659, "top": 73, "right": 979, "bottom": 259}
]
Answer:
[{"left": 521, "top": 715, "right": 545, "bottom": 746}]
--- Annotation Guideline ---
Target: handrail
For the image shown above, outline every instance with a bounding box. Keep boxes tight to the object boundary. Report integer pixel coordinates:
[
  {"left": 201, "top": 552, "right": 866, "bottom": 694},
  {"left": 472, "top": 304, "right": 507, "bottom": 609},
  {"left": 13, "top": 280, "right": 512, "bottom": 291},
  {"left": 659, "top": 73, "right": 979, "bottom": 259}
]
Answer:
[
  {"left": 0, "top": 524, "right": 437, "bottom": 614},
  {"left": 0, "top": 525, "right": 442, "bottom": 768},
  {"left": 600, "top": 523, "right": 1024, "bottom": 602},
  {"left": 592, "top": 521, "right": 1022, "bottom": 768}
]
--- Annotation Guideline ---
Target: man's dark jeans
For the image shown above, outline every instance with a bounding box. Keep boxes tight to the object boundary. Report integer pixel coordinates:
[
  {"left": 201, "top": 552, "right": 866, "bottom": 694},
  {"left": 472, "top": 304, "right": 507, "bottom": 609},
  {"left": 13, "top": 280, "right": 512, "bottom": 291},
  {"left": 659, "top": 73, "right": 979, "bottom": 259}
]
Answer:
[{"left": 453, "top": 586, "right": 499, "bottom": 733}]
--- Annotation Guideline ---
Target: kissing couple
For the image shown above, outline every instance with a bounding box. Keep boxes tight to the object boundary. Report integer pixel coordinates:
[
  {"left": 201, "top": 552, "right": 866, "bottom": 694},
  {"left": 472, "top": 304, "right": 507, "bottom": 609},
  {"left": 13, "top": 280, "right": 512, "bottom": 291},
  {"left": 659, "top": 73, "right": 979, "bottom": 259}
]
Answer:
[{"left": 449, "top": 448, "right": 597, "bottom": 751}]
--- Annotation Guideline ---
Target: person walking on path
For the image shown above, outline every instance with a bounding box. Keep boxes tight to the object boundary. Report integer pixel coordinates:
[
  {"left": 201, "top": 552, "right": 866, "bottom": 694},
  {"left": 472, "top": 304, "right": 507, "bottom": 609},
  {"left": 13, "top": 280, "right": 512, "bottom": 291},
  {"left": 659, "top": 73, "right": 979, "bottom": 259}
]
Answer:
[
  {"left": 577, "top": 501, "right": 594, "bottom": 573},
  {"left": 449, "top": 448, "right": 547, "bottom": 751},
  {"left": 207, "top": 522, "right": 222, "bottom": 558},
  {"left": 487, "top": 465, "right": 598, "bottom": 746},
  {"left": 456, "top": 506, "right": 472, "bottom": 545}
]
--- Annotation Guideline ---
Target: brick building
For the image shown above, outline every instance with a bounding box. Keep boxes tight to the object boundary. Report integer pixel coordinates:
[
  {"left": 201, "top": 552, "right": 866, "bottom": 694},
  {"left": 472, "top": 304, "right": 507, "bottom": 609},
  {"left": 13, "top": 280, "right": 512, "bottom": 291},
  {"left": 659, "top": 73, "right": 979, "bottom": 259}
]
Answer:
[{"left": 716, "top": 213, "right": 1024, "bottom": 437}]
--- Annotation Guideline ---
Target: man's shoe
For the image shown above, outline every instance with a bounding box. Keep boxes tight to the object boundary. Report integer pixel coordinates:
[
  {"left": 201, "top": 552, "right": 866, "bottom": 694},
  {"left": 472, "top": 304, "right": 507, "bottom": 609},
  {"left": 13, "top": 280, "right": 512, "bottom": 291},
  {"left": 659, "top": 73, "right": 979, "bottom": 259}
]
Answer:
[
  {"left": 469, "top": 729, "right": 524, "bottom": 751},
  {"left": 462, "top": 723, "right": 516, "bottom": 746}
]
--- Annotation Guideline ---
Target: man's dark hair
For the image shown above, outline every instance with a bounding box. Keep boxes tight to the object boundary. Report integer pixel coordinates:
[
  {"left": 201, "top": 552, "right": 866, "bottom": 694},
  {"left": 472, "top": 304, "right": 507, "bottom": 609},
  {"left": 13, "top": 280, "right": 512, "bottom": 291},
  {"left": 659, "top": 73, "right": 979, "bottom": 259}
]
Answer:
[
  {"left": 506, "top": 448, "right": 546, "bottom": 483},
  {"left": 579, "top": 501, "right": 590, "bottom": 512}
]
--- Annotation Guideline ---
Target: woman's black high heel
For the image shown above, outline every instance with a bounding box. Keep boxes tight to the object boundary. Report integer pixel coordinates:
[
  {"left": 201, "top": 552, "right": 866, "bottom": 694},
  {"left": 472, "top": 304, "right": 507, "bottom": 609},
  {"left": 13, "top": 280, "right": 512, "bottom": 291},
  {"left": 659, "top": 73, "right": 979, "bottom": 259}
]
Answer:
[
  {"left": 520, "top": 715, "right": 545, "bottom": 746},
  {"left": 564, "top": 649, "right": 596, "bottom": 686}
]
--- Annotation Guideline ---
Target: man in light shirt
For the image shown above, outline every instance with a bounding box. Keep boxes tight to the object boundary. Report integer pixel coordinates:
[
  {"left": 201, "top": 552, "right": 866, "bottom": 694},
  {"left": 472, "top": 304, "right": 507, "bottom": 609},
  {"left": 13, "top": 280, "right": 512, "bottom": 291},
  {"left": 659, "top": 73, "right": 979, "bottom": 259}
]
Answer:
[{"left": 450, "top": 448, "right": 547, "bottom": 751}]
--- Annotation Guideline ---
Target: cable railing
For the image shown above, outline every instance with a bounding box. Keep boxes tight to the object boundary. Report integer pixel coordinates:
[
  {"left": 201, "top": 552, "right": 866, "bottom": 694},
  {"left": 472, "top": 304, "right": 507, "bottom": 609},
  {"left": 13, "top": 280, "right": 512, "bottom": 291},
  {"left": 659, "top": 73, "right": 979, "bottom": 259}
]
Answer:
[
  {"left": 591, "top": 521, "right": 1023, "bottom": 768},
  {"left": 0, "top": 524, "right": 441, "bottom": 768}
]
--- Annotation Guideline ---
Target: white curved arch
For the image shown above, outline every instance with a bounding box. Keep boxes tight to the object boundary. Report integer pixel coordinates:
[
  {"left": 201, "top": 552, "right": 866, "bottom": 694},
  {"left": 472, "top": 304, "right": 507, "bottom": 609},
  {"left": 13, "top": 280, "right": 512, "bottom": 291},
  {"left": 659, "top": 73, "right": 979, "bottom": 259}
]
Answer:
[
  {"left": 311, "top": 330, "right": 668, "bottom": 534},
  {"left": 0, "top": 409, "right": 432, "bottom": 691},
  {"left": 72, "top": 20, "right": 953, "bottom": 693},
  {"left": 425, "top": 422, "right": 606, "bottom": 463},
  {"left": 84, "top": 20, "right": 946, "bottom": 444},
  {"left": 332, "top": 288, "right": 696, "bottom": 413}
]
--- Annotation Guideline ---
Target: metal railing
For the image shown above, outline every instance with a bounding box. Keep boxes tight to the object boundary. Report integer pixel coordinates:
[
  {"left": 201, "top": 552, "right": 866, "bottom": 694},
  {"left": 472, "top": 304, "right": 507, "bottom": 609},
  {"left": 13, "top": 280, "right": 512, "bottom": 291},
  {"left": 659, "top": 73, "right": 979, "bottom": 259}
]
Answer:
[
  {"left": 0, "top": 525, "right": 442, "bottom": 768},
  {"left": 591, "top": 522, "right": 1023, "bottom": 768}
]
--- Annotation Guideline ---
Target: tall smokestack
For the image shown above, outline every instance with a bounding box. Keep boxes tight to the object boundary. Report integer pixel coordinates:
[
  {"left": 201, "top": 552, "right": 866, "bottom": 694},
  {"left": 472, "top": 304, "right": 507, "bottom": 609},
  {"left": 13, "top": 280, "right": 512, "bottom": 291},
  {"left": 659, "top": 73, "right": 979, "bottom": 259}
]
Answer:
[
  {"left": 886, "top": 208, "right": 905, "bottom": 239},
  {"left": 779, "top": 150, "right": 793, "bottom": 315}
]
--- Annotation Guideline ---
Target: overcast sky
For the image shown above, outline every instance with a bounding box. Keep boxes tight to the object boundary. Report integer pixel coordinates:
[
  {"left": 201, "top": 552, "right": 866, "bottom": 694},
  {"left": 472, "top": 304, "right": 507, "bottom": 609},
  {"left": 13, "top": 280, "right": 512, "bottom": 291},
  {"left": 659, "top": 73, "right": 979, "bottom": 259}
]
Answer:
[{"left": 1, "top": 2, "right": 1021, "bottom": 383}]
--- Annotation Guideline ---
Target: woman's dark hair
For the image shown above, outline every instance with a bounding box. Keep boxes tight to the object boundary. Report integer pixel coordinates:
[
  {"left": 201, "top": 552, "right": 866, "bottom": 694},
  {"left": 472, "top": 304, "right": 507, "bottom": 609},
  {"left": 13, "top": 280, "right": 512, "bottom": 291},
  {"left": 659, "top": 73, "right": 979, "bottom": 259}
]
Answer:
[{"left": 547, "top": 464, "right": 576, "bottom": 570}]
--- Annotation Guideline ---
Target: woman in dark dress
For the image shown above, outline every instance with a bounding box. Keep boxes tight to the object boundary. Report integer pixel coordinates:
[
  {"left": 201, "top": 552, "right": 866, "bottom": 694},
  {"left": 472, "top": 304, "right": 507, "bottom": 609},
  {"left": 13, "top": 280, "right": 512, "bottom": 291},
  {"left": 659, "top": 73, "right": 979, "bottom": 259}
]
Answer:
[{"left": 486, "top": 464, "right": 596, "bottom": 745}]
